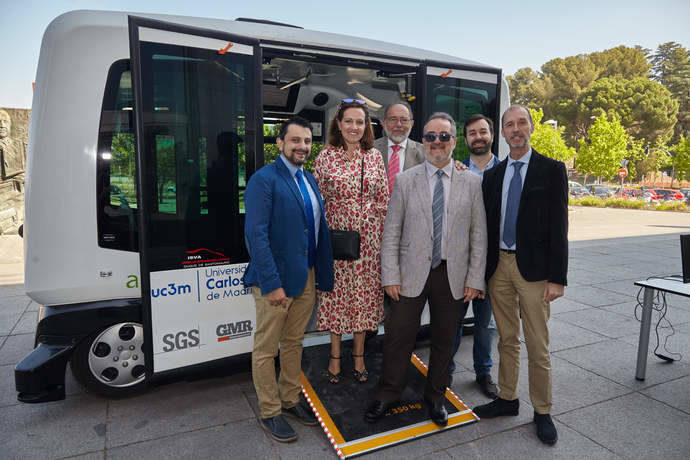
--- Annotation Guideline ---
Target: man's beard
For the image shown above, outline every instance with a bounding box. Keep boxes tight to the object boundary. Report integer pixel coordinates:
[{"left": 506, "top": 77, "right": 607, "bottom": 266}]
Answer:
[
  {"left": 469, "top": 141, "right": 491, "bottom": 155},
  {"left": 384, "top": 126, "right": 411, "bottom": 144}
]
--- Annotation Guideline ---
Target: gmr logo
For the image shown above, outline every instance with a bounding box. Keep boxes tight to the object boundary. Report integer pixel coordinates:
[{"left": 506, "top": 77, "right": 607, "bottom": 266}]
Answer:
[
  {"left": 162, "top": 329, "right": 200, "bottom": 352},
  {"left": 217, "top": 320, "right": 253, "bottom": 342}
]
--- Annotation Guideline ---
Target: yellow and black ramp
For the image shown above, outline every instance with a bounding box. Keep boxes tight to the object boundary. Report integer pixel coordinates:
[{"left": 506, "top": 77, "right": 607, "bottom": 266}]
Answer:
[{"left": 300, "top": 337, "right": 478, "bottom": 458}]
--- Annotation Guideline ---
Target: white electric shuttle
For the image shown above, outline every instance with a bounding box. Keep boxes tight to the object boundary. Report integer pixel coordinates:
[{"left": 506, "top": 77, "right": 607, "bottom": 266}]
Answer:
[{"left": 16, "top": 10, "right": 509, "bottom": 402}]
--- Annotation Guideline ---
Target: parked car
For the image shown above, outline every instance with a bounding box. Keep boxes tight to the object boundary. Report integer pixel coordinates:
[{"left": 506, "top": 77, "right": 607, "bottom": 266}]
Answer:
[
  {"left": 569, "top": 186, "right": 591, "bottom": 197},
  {"left": 648, "top": 188, "right": 685, "bottom": 201},
  {"left": 679, "top": 188, "right": 690, "bottom": 198},
  {"left": 568, "top": 180, "right": 583, "bottom": 189},
  {"left": 621, "top": 188, "right": 652, "bottom": 202},
  {"left": 585, "top": 184, "right": 615, "bottom": 198}
]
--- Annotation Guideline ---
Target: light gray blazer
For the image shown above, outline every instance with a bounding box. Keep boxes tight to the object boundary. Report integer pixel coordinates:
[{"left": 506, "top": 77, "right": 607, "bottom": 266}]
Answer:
[
  {"left": 381, "top": 163, "right": 487, "bottom": 299},
  {"left": 374, "top": 136, "right": 426, "bottom": 175}
]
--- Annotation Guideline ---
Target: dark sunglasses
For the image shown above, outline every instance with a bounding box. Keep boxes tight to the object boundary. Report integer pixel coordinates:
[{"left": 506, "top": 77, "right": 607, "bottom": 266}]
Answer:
[
  {"left": 423, "top": 132, "right": 454, "bottom": 142},
  {"left": 342, "top": 98, "right": 366, "bottom": 105}
]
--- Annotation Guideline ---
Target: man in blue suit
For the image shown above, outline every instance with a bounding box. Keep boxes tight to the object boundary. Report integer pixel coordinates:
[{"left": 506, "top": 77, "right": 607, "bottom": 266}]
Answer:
[{"left": 244, "top": 116, "right": 334, "bottom": 443}]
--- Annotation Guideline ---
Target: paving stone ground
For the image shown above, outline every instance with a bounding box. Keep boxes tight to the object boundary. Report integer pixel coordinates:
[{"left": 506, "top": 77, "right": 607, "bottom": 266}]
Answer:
[{"left": 0, "top": 207, "right": 689, "bottom": 459}]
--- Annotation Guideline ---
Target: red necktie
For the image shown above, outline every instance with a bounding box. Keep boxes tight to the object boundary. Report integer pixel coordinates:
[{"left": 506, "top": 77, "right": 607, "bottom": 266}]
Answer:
[{"left": 388, "top": 144, "right": 401, "bottom": 194}]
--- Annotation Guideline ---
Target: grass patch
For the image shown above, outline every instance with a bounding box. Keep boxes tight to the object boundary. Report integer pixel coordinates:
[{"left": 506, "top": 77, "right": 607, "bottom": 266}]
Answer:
[
  {"left": 570, "top": 196, "right": 688, "bottom": 212},
  {"left": 656, "top": 201, "right": 688, "bottom": 211}
]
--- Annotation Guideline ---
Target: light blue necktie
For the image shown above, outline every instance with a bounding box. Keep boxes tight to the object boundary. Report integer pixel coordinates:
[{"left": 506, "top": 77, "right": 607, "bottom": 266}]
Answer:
[
  {"left": 295, "top": 170, "right": 316, "bottom": 267},
  {"left": 431, "top": 169, "right": 444, "bottom": 269},
  {"left": 503, "top": 162, "right": 524, "bottom": 248}
]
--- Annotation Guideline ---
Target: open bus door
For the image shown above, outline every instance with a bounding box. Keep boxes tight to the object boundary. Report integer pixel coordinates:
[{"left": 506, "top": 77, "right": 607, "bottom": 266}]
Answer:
[{"left": 128, "top": 16, "right": 263, "bottom": 380}]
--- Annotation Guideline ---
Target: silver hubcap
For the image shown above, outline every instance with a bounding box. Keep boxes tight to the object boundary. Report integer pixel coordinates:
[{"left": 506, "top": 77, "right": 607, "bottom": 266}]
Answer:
[{"left": 88, "top": 323, "right": 146, "bottom": 388}]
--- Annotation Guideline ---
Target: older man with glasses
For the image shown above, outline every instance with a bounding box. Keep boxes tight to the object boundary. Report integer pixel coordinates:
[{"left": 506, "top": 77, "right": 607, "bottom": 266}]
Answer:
[
  {"left": 374, "top": 102, "right": 426, "bottom": 195},
  {"left": 366, "top": 112, "right": 487, "bottom": 427}
]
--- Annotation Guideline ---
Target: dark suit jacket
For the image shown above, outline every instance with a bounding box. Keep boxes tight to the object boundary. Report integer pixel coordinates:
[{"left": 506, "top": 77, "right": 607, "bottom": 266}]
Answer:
[
  {"left": 482, "top": 149, "right": 568, "bottom": 286},
  {"left": 243, "top": 158, "right": 335, "bottom": 297}
]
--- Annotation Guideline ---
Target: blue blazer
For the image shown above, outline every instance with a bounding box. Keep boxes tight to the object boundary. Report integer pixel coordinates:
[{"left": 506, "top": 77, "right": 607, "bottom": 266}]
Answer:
[{"left": 243, "top": 158, "right": 334, "bottom": 297}]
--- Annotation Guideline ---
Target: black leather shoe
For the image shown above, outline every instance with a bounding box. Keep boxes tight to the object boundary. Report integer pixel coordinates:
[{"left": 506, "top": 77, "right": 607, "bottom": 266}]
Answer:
[
  {"left": 476, "top": 374, "right": 498, "bottom": 399},
  {"left": 365, "top": 400, "right": 396, "bottom": 423},
  {"left": 283, "top": 401, "right": 318, "bottom": 426},
  {"left": 260, "top": 414, "right": 297, "bottom": 442},
  {"left": 473, "top": 397, "right": 519, "bottom": 418},
  {"left": 534, "top": 412, "right": 558, "bottom": 445},
  {"left": 428, "top": 400, "right": 448, "bottom": 427}
]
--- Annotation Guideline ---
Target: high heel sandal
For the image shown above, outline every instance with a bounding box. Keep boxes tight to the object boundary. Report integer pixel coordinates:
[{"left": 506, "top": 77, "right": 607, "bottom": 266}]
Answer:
[
  {"left": 327, "top": 355, "right": 341, "bottom": 384},
  {"left": 352, "top": 353, "right": 368, "bottom": 383}
]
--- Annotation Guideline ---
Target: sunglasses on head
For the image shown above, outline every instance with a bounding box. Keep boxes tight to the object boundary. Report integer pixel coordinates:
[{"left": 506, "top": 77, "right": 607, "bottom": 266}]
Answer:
[
  {"left": 423, "top": 132, "right": 454, "bottom": 142},
  {"left": 342, "top": 98, "right": 366, "bottom": 105}
]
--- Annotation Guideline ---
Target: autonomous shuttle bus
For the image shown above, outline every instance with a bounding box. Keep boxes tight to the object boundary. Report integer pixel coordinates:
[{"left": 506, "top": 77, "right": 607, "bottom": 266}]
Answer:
[{"left": 16, "top": 10, "right": 509, "bottom": 402}]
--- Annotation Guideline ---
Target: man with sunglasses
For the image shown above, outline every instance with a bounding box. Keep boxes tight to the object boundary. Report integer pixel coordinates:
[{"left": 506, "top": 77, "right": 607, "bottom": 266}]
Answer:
[
  {"left": 448, "top": 114, "right": 500, "bottom": 397},
  {"left": 366, "top": 112, "right": 487, "bottom": 427},
  {"left": 374, "top": 102, "right": 426, "bottom": 195},
  {"left": 473, "top": 105, "right": 568, "bottom": 445}
]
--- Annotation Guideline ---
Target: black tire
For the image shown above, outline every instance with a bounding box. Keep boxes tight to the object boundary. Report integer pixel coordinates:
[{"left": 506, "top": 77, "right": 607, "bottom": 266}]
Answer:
[{"left": 70, "top": 322, "right": 148, "bottom": 398}]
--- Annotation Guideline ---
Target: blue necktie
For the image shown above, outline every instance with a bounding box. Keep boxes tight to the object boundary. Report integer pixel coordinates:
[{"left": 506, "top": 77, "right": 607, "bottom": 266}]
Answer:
[
  {"left": 295, "top": 170, "right": 316, "bottom": 267},
  {"left": 503, "top": 162, "right": 524, "bottom": 248},
  {"left": 431, "top": 169, "right": 444, "bottom": 269}
]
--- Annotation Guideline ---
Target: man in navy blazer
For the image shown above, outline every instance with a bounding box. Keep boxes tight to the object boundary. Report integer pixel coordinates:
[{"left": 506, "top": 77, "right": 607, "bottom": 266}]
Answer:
[
  {"left": 244, "top": 116, "right": 334, "bottom": 443},
  {"left": 473, "top": 105, "right": 568, "bottom": 445}
]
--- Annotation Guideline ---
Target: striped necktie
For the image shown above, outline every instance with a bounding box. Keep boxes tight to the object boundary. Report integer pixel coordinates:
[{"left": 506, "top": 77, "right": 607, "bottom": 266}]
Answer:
[
  {"left": 431, "top": 169, "right": 444, "bottom": 269},
  {"left": 388, "top": 144, "right": 401, "bottom": 194}
]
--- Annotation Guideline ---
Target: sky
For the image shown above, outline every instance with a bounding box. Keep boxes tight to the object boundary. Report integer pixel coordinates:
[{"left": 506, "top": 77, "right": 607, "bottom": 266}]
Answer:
[{"left": 1, "top": 0, "right": 689, "bottom": 109}]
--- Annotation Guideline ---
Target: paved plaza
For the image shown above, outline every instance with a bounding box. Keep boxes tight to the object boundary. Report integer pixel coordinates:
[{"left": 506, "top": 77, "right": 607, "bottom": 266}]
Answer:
[{"left": 1, "top": 207, "right": 689, "bottom": 459}]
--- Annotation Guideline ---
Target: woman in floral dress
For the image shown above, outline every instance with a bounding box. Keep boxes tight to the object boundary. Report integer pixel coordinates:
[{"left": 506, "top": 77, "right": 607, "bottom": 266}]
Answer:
[{"left": 313, "top": 100, "right": 389, "bottom": 383}]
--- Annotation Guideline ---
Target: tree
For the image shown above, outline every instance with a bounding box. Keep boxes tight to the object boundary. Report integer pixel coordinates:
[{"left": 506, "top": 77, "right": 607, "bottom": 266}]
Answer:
[
  {"left": 507, "top": 67, "right": 551, "bottom": 109},
  {"left": 650, "top": 42, "right": 690, "bottom": 141},
  {"left": 579, "top": 77, "right": 678, "bottom": 146},
  {"left": 672, "top": 135, "right": 690, "bottom": 182},
  {"left": 576, "top": 114, "right": 628, "bottom": 180},
  {"left": 589, "top": 46, "right": 650, "bottom": 80},
  {"left": 529, "top": 108, "right": 575, "bottom": 162}
]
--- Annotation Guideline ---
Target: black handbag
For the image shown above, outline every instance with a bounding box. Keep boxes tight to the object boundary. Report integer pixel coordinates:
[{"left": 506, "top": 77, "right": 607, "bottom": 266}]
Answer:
[{"left": 330, "top": 156, "right": 364, "bottom": 260}]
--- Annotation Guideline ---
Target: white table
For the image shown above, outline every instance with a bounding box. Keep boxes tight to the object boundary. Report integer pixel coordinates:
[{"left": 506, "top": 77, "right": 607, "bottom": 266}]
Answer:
[{"left": 633, "top": 277, "right": 690, "bottom": 380}]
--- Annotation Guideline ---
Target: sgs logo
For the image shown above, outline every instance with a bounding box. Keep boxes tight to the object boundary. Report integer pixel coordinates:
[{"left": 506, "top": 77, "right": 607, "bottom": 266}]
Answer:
[{"left": 162, "top": 329, "right": 200, "bottom": 352}]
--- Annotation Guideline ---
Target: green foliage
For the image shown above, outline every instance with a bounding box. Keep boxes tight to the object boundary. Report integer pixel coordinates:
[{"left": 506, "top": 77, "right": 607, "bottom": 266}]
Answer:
[
  {"left": 656, "top": 200, "right": 688, "bottom": 211},
  {"left": 507, "top": 67, "right": 551, "bottom": 109},
  {"left": 672, "top": 135, "right": 690, "bottom": 181},
  {"left": 602, "top": 197, "right": 646, "bottom": 209},
  {"left": 569, "top": 196, "right": 687, "bottom": 212},
  {"left": 571, "top": 196, "right": 606, "bottom": 207},
  {"left": 650, "top": 42, "right": 690, "bottom": 141},
  {"left": 529, "top": 108, "right": 575, "bottom": 162},
  {"left": 506, "top": 44, "right": 687, "bottom": 161},
  {"left": 576, "top": 114, "right": 628, "bottom": 179},
  {"left": 579, "top": 77, "right": 678, "bottom": 146},
  {"left": 589, "top": 46, "right": 650, "bottom": 80}
]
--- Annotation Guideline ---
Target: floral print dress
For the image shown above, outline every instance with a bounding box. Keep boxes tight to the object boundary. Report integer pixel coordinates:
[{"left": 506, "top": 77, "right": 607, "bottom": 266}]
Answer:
[{"left": 313, "top": 145, "right": 389, "bottom": 334}]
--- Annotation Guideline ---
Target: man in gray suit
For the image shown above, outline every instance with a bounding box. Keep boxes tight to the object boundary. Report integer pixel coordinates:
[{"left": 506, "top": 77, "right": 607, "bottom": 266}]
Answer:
[
  {"left": 366, "top": 112, "right": 487, "bottom": 427},
  {"left": 374, "top": 102, "right": 426, "bottom": 195}
]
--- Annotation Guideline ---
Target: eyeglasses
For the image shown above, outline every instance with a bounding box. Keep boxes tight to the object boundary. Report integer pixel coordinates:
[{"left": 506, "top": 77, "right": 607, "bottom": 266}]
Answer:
[
  {"left": 423, "top": 132, "right": 454, "bottom": 142},
  {"left": 342, "top": 98, "right": 366, "bottom": 105},
  {"left": 386, "top": 117, "right": 411, "bottom": 124}
]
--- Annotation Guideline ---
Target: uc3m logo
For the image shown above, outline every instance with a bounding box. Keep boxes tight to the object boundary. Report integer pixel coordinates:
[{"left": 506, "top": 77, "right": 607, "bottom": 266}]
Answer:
[
  {"left": 152, "top": 282, "right": 192, "bottom": 298},
  {"left": 162, "top": 329, "right": 200, "bottom": 352}
]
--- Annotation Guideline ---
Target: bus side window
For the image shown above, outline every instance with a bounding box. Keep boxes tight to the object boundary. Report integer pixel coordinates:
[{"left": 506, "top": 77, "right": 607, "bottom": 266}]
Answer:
[{"left": 97, "top": 61, "right": 139, "bottom": 251}]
